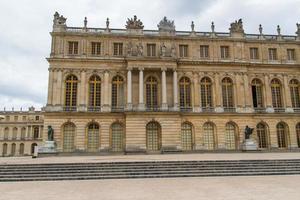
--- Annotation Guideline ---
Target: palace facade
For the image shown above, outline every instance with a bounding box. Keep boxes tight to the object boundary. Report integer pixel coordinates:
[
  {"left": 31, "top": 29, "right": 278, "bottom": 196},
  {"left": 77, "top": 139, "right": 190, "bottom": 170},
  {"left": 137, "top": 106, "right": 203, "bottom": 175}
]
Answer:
[{"left": 2, "top": 13, "right": 300, "bottom": 156}]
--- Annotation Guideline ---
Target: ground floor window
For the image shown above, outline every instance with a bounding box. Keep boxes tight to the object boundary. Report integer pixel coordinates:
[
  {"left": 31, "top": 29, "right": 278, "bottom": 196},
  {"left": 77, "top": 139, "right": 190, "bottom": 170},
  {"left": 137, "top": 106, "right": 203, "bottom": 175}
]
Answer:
[
  {"left": 31, "top": 143, "right": 37, "bottom": 154},
  {"left": 277, "top": 123, "right": 288, "bottom": 148},
  {"left": 11, "top": 143, "right": 16, "bottom": 155},
  {"left": 257, "top": 123, "right": 268, "bottom": 149},
  {"left": 296, "top": 123, "right": 300, "bottom": 148},
  {"left": 2, "top": 143, "right": 7, "bottom": 156},
  {"left": 203, "top": 122, "right": 215, "bottom": 150},
  {"left": 181, "top": 122, "right": 193, "bottom": 150},
  {"left": 19, "top": 143, "right": 24, "bottom": 155},
  {"left": 225, "top": 123, "right": 237, "bottom": 150},
  {"left": 111, "top": 123, "right": 124, "bottom": 152},
  {"left": 87, "top": 123, "right": 100, "bottom": 152},
  {"left": 146, "top": 122, "right": 161, "bottom": 151},
  {"left": 63, "top": 123, "right": 75, "bottom": 152}
]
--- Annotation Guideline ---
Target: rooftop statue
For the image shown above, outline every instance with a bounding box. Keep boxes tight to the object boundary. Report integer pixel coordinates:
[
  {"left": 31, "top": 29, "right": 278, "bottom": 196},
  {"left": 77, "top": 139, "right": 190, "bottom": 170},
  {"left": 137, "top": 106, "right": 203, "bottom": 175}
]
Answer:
[
  {"left": 53, "top": 12, "right": 67, "bottom": 26},
  {"left": 229, "top": 19, "right": 244, "bottom": 33},
  {"left": 126, "top": 15, "right": 144, "bottom": 29},
  {"left": 158, "top": 16, "right": 175, "bottom": 32}
]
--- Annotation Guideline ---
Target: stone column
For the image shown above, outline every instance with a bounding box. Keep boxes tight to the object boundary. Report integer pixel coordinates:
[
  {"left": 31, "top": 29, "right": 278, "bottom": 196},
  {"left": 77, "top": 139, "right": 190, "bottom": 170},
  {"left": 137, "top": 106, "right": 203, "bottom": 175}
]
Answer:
[
  {"left": 193, "top": 74, "right": 201, "bottom": 112},
  {"left": 138, "top": 67, "right": 145, "bottom": 110},
  {"left": 53, "top": 69, "right": 63, "bottom": 111},
  {"left": 173, "top": 69, "right": 179, "bottom": 111},
  {"left": 243, "top": 73, "right": 253, "bottom": 113},
  {"left": 264, "top": 74, "right": 274, "bottom": 113},
  {"left": 47, "top": 69, "right": 54, "bottom": 106},
  {"left": 214, "top": 73, "right": 223, "bottom": 112},
  {"left": 126, "top": 67, "right": 133, "bottom": 110},
  {"left": 102, "top": 70, "right": 110, "bottom": 112},
  {"left": 78, "top": 70, "right": 87, "bottom": 111},
  {"left": 161, "top": 67, "right": 168, "bottom": 110},
  {"left": 283, "top": 74, "right": 293, "bottom": 112}
]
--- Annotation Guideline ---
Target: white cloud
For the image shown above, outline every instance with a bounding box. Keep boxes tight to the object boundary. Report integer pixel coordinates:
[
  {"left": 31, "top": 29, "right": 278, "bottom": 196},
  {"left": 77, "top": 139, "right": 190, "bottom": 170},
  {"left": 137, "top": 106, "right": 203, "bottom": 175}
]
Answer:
[{"left": 0, "top": 0, "right": 299, "bottom": 110}]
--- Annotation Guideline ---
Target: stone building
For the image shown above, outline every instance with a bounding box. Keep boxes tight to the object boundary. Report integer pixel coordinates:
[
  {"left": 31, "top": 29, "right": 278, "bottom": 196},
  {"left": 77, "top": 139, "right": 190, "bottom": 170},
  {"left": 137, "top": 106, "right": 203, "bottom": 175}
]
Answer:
[
  {"left": 9, "top": 13, "right": 300, "bottom": 155},
  {"left": 0, "top": 107, "right": 44, "bottom": 156}
]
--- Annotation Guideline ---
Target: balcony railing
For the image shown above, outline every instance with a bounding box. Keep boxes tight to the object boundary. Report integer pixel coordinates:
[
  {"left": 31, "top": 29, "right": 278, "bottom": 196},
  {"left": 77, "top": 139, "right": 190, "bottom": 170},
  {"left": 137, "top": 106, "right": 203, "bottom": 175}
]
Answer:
[
  {"left": 223, "top": 107, "right": 236, "bottom": 113},
  {"left": 87, "top": 106, "right": 101, "bottom": 112},
  {"left": 202, "top": 107, "right": 215, "bottom": 113},
  {"left": 293, "top": 108, "right": 300, "bottom": 113},
  {"left": 111, "top": 106, "right": 125, "bottom": 112},
  {"left": 180, "top": 107, "right": 193, "bottom": 112},
  {"left": 254, "top": 107, "right": 266, "bottom": 113},
  {"left": 274, "top": 107, "right": 285, "bottom": 113},
  {"left": 63, "top": 106, "right": 77, "bottom": 112}
]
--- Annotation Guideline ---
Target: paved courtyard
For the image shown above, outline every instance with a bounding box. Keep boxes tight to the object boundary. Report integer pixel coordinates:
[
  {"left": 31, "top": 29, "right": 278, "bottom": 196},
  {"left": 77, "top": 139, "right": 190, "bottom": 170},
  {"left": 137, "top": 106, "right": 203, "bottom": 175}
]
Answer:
[{"left": 0, "top": 175, "right": 300, "bottom": 200}]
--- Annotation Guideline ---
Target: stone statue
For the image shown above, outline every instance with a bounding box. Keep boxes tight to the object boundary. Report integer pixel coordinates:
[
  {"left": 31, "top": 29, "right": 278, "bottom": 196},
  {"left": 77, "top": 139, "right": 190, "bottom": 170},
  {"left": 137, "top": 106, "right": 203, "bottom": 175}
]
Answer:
[
  {"left": 259, "top": 24, "right": 263, "bottom": 35},
  {"left": 106, "top": 18, "right": 110, "bottom": 29},
  {"left": 47, "top": 126, "right": 54, "bottom": 141},
  {"left": 277, "top": 25, "right": 281, "bottom": 35},
  {"left": 296, "top": 23, "right": 300, "bottom": 37},
  {"left": 53, "top": 12, "right": 67, "bottom": 26},
  {"left": 244, "top": 125, "right": 254, "bottom": 140},
  {"left": 191, "top": 21, "right": 195, "bottom": 32},
  {"left": 84, "top": 17, "right": 87, "bottom": 28},
  {"left": 158, "top": 16, "right": 176, "bottom": 32},
  {"left": 229, "top": 19, "right": 244, "bottom": 33},
  {"left": 126, "top": 42, "right": 133, "bottom": 56},
  {"left": 126, "top": 15, "right": 144, "bottom": 29},
  {"left": 211, "top": 21, "right": 215, "bottom": 32},
  {"left": 160, "top": 43, "right": 167, "bottom": 57},
  {"left": 137, "top": 43, "right": 143, "bottom": 56}
]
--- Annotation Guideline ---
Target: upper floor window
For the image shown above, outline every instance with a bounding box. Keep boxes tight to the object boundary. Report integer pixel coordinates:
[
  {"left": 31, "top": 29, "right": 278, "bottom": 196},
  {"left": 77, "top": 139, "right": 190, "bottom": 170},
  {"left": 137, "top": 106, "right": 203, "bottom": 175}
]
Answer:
[
  {"left": 220, "top": 46, "right": 230, "bottom": 59},
  {"left": 179, "top": 77, "right": 191, "bottom": 110},
  {"left": 5, "top": 116, "right": 9, "bottom": 122},
  {"left": 91, "top": 42, "right": 101, "bottom": 55},
  {"left": 271, "top": 79, "right": 283, "bottom": 108},
  {"left": 287, "top": 49, "right": 296, "bottom": 61},
  {"left": 68, "top": 41, "right": 79, "bottom": 55},
  {"left": 35, "top": 116, "right": 40, "bottom": 121},
  {"left": 88, "top": 75, "right": 101, "bottom": 109},
  {"left": 65, "top": 75, "right": 78, "bottom": 109},
  {"left": 113, "top": 43, "right": 123, "bottom": 56},
  {"left": 289, "top": 79, "right": 300, "bottom": 108},
  {"left": 22, "top": 116, "right": 26, "bottom": 121},
  {"left": 200, "top": 45, "right": 209, "bottom": 58},
  {"left": 147, "top": 44, "right": 156, "bottom": 57},
  {"left": 111, "top": 75, "right": 124, "bottom": 109},
  {"left": 251, "top": 79, "right": 263, "bottom": 108},
  {"left": 222, "top": 77, "right": 234, "bottom": 108},
  {"left": 179, "top": 45, "right": 188, "bottom": 57},
  {"left": 250, "top": 47, "right": 259, "bottom": 60},
  {"left": 146, "top": 76, "right": 158, "bottom": 109},
  {"left": 14, "top": 116, "right": 18, "bottom": 121},
  {"left": 200, "top": 77, "right": 213, "bottom": 108},
  {"left": 268, "top": 48, "right": 277, "bottom": 60}
]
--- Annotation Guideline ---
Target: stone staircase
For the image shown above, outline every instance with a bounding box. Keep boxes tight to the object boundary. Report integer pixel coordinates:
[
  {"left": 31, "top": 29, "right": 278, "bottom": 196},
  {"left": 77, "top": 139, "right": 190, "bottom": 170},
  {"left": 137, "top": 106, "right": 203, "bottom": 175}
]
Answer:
[{"left": 1, "top": 159, "right": 300, "bottom": 182}]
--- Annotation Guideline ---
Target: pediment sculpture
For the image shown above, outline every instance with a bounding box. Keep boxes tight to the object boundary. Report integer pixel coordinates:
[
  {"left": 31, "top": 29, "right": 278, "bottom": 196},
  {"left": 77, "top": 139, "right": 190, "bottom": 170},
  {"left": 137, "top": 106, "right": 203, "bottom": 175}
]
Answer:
[
  {"left": 229, "top": 19, "right": 244, "bottom": 33},
  {"left": 126, "top": 15, "right": 144, "bottom": 29},
  {"left": 53, "top": 12, "right": 67, "bottom": 26},
  {"left": 158, "top": 16, "right": 175, "bottom": 32}
]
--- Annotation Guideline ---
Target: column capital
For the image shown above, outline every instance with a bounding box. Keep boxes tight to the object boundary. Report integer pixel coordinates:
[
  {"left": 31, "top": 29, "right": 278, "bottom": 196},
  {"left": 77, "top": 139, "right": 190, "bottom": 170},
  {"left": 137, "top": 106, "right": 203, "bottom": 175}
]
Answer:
[
  {"left": 138, "top": 67, "right": 144, "bottom": 71},
  {"left": 161, "top": 67, "right": 167, "bottom": 71},
  {"left": 127, "top": 66, "right": 133, "bottom": 71}
]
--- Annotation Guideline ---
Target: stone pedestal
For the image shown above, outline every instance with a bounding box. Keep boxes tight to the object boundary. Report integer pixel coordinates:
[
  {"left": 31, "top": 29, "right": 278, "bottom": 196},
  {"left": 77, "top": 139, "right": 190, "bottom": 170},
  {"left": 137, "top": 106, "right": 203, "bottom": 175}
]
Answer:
[
  {"left": 242, "top": 139, "right": 258, "bottom": 151},
  {"left": 38, "top": 141, "right": 57, "bottom": 154}
]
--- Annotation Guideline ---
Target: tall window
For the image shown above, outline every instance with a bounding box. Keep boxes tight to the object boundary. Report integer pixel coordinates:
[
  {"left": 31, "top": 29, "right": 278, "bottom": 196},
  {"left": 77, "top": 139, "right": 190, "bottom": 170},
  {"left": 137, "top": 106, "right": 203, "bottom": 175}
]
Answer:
[
  {"left": 200, "top": 45, "right": 209, "bottom": 58},
  {"left": 203, "top": 122, "right": 215, "bottom": 150},
  {"left": 200, "top": 77, "right": 212, "bottom": 108},
  {"left": 220, "top": 46, "right": 229, "bottom": 59},
  {"left": 65, "top": 75, "right": 78, "bottom": 110},
  {"left": 179, "top": 77, "right": 191, "bottom": 110},
  {"left": 87, "top": 123, "right": 100, "bottom": 152},
  {"left": 250, "top": 47, "right": 259, "bottom": 60},
  {"left": 33, "top": 127, "right": 39, "bottom": 139},
  {"left": 113, "top": 43, "right": 123, "bottom": 56},
  {"left": 4, "top": 128, "right": 9, "bottom": 140},
  {"left": 257, "top": 123, "right": 268, "bottom": 149},
  {"left": 19, "top": 143, "right": 24, "bottom": 155},
  {"left": 179, "top": 45, "right": 188, "bottom": 57},
  {"left": 146, "top": 122, "right": 161, "bottom": 151},
  {"left": 222, "top": 77, "right": 234, "bottom": 108},
  {"left": 111, "top": 76, "right": 124, "bottom": 109},
  {"left": 12, "top": 127, "right": 17, "bottom": 140},
  {"left": 289, "top": 79, "right": 300, "bottom": 108},
  {"left": 147, "top": 44, "right": 156, "bottom": 57},
  {"left": 181, "top": 122, "right": 193, "bottom": 150},
  {"left": 91, "top": 42, "right": 101, "bottom": 55},
  {"left": 88, "top": 75, "right": 101, "bottom": 110},
  {"left": 225, "top": 123, "right": 237, "bottom": 150},
  {"left": 111, "top": 123, "right": 124, "bottom": 152},
  {"left": 251, "top": 79, "right": 263, "bottom": 108},
  {"left": 296, "top": 123, "right": 300, "bottom": 148},
  {"left": 268, "top": 48, "right": 277, "bottom": 60},
  {"left": 277, "top": 123, "right": 288, "bottom": 148},
  {"left": 2, "top": 143, "right": 7, "bottom": 156},
  {"left": 146, "top": 76, "right": 158, "bottom": 109},
  {"left": 271, "top": 79, "right": 283, "bottom": 108},
  {"left": 11, "top": 143, "right": 16, "bottom": 155},
  {"left": 63, "top": 123, "right": 75, "bottom": 152},
  {"left": 287, "top": 49, "right": 295, "bottom": 61},
  {"left": 68, "top": 41, "right": 79, "bottom": 55},
  {"left": 21, "top": 127, "right": 26, "bottom": 139}
]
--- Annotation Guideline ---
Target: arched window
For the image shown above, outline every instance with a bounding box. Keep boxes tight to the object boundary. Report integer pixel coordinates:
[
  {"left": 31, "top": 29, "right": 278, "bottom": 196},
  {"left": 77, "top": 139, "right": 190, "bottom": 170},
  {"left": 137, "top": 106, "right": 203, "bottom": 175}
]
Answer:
[
  {"left": 12, "top": 127, "right": 17, "bottom": 140},
  {"left": 111, "top": 76, "right": 124, "bottom": 109},
  {"left": 146, "top": 122, "right": 161, "bottom": 151},
  {"left": 65, "top": 75, "right": 78, "bottom": 111},
  {"left": 21, "top": 127, "right": 26, "bottom": 139},
  {"left": 296, "top": 123, "right": 300, "bottom": 148},
  {"left": 11, "top": 143, "right": 16, "bottom": 155},
  {"left": 31, "top": 143, "right": 37, "bottom": 154},
  {"left": 63, "top": 123, "right": 75, "bottom": 152},
  {"left": 33, "top": 127, "right": 39, "bottom": 139},
  {"left": 87, "top": 123, "right": 100, "bottom": 152},
  {"left": 276, "top": 123, "right": 288, "bottom": 148},
  {"left": 88, "top": 75, "right": 101, "bottom": 111},
  {"left": 256, "top": 123, "right": 268, "bottom": 149},
  {"left": 179, "top": 77, "right": 191, "bottom": 110},
  {"left": 200, "top": 77, "right": 213, "bottom": 108},
  {"left": 181, "top": 122, "right": 193, "bottom": 150},
  {"left": 19, "top": 143, "right": 24, "bottom": 155},
  {"left": 289, "top": 79, "right": 300, "bottom": 108},
  {"left": 111, "top": 123, "right": 124, "bottom": 152},
  {"left": 251, "top": 79, "right": 263, "bottom": 108},
  {"left": 271, "top": 79, "right": 283, "bottom": 108},
  {"left": 203, "top": 122, "right": 215, "bottom": 150},
  {"left": 225, "top": 123, "right": 237, "bottom": 150},
  {"left": 222, "top": 77, "right": 234, "bottom": 109},
  {"left": 4, "top": 128, "right": 9, "bottom": 140},
  {"left": 2, "top": 143, "right": 7, "bottom": 156},
  {"left": 146, "top": 76, "right": 158, "bottom": 109}
]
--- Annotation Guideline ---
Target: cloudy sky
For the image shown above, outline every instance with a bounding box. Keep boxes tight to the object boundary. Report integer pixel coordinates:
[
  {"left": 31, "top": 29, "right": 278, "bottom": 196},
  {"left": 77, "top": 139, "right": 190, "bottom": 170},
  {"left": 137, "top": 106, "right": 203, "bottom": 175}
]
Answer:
[{"left": 0, "top": 0, "right": 299, "bottom": 111}]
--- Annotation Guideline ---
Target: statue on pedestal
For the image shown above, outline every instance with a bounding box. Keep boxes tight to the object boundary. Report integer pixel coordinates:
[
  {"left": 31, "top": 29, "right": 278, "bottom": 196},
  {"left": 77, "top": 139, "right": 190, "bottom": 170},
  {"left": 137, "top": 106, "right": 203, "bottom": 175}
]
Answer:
[
  {"left": 47, "top": 126, "right": 54, "bottom": 141},
  {"left": 244, "top": 125, "right": 254, "bottom": 139}
]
